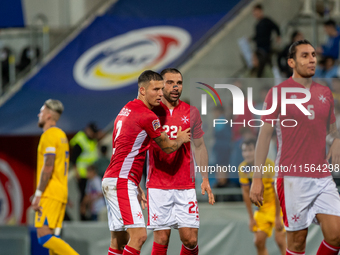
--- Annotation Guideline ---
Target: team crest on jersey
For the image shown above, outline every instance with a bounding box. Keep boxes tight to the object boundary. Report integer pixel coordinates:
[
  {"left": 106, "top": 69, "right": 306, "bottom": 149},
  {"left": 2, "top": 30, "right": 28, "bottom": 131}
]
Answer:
[
  {"left": 118, "top": 107, "right": 131, "bottom": 116},
  {"left": 152, "top": 119, "right": 160, "bottom": 130},
  {"left": 319, "top": 95, "right": 326, "bottom": 103},
  {"left": 181, "top": 115, "right": 189, "bottom": 124}
]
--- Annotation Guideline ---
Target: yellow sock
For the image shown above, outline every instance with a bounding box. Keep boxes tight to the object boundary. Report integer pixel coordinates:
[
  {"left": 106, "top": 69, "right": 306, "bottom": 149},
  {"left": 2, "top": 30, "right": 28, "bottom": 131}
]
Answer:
[{"left": 40, "top": 235, "right": 79, "bottom": 255}]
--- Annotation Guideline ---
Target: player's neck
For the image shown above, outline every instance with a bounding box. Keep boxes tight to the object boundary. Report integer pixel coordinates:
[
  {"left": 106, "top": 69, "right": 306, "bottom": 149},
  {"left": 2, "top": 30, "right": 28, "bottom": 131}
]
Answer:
[
  {"left": 161, "top": 97, "right": 179, "bottom": 110},
  {"left": 43, "top": 121, "right": 57, "bottom": 132},
  {"left": 137, "top": 96, "right": 153, "bottom": 110},
  {"left": 292, "top": 74, "right": 313, "bottom": 88}
]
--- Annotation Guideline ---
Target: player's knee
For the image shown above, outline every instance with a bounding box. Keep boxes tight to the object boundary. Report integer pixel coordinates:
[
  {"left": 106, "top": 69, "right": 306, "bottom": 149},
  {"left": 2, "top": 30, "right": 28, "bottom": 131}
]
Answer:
[
  {"left": 155, "top": 232, "right": 170, "bottom": 246},
  {"left": 137, "top": 233, "right": 147, "bottom": 247},
  {"left": 181, "top": 236, "right": 197, "bottom": 249},
  {"left": 275, "top": 233, "right": 286, "bottom": 247},
  {"left": 254, "top": 237, "right": 266, "bottom": 250},
  {"left": 325, "top": 234, "right": 340, "bottom": 247},
  {"left": 290, "top": 235, "right": 306, "bottom": 251}
]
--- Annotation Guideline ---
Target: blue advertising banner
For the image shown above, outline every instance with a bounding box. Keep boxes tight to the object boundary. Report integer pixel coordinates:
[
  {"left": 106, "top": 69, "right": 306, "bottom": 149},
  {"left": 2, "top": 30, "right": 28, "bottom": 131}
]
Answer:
[
  {"left": 0, "top": 0, "right": 25, "bottom": 28},
  {"left": 0, "top": 0, "right": 242, "bottom": 135}
]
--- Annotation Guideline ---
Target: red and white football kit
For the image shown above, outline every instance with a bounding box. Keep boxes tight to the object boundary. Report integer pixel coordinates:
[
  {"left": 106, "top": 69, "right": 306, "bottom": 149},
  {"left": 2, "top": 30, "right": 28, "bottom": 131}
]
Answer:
[
  {"left": 262, "top": 77, "right": 340, "bottom": 231},
  {"left": 103, "top": 99, "right": 161, "bottom": 231},
  {"left": 146, "top": 100, "right": 204, "bottom": 230}
]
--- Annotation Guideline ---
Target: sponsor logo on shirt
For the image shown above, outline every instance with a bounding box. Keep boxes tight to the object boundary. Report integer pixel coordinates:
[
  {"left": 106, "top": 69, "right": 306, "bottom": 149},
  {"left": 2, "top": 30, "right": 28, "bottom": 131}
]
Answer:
[{"left": 152, "top": 119, "right": 160, "bottom": 130}]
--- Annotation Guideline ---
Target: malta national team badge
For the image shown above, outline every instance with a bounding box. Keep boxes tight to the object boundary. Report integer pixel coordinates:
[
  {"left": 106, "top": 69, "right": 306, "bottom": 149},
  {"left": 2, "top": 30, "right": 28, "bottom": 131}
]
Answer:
[
  {"left": 291, "top": 214, "right": 300, "bottom": 222},
  {"left": 152, "top": 119, "right": 160, "bottom": 130},
  {"left": 136, "top": 212, "right": 143, "bottom": 219},
  {"left": 181, "top": 115, "right": 189, "bottom": 124},
  {"left": 319, "top": 95, "right": 326, "bottom": 103},
  {"left": 152, "top": 213, "right": 158, "bottom": 221}
]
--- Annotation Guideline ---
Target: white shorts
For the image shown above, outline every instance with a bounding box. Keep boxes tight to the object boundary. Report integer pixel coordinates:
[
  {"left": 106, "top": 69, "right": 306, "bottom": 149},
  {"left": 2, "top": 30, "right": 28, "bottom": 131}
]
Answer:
[
  {"left": 147, "top": 188, "right": 199, "bottom": 230},
  {"left": 102, "top": 178, "right": 145, "bottom": 231},
  {"left": 276, "top": 176, "right": 340, "bottom": 231}
]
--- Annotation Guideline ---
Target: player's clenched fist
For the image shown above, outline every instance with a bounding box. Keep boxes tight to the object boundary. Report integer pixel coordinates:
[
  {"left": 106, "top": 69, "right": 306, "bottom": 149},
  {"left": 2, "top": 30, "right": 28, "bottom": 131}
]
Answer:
[
  {"left": 177, "top": 126, "right": 191, "bottom": 143},
  {"left": 250, "top": 178, "right": 264, "bottom": 207}
]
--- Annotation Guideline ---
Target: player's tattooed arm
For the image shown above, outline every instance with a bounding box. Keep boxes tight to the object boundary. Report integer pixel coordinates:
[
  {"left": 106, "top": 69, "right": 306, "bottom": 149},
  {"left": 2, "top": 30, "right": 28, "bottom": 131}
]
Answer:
[
  {"left": 37, "top": 154, "right": 55, "bottom": 193},
  {"left": 154, "top": 132, "right": 179, "bottom": 153},
  {"left": 153, "top": 127, "right": 191, "bottom": 154}
]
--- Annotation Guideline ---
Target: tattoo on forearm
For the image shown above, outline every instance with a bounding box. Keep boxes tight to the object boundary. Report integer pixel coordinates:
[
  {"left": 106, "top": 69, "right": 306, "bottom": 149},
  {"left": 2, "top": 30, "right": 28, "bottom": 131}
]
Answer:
[
  {"left": 38, "top": 171, "right": 52, "bottom": 192},
  {"left": 154, "top": 134, "right": 179, "bottom": 153},
  {"left": 45, "top": 155, "right": 55, "bottom": 166}
]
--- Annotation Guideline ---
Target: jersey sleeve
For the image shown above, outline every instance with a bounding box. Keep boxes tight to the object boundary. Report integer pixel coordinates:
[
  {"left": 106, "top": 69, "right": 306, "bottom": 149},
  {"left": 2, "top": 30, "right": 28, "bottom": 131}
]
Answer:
[
  {"left": 140, "top": 112, "right": 162, "bottom": 139},
  {"left": 191, "top": 106, "right": 205, "bottom": 139},
  {"left": 238, "top": 164, "right": 249, "bottom": 185},
  {"left": 261, "top": 87, "right": 280, "bottom": 123},
  {"left": 40, "top": 130, "right": 58, "bottom": 156}
]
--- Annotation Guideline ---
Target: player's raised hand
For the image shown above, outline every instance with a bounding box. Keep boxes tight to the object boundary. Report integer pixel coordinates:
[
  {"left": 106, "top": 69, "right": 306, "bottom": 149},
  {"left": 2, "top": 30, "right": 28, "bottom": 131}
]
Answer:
[
  {"left": 249, "top": 178, "right": 264, "bottom": 207},
  {"left": 177, "top": 126, "right": 191, "bottom": 143},
  {"left": 201, "top": 178, "right": 215, "bottom": 205},
  {"left": 137, "top": 185, "right": 147, "bottom": 210},
  {"left": 31, "top": 195, "right": 42, "bottom": 214},
  {"left": 327, "top": 138, "right": 340, "bottom": 166}
]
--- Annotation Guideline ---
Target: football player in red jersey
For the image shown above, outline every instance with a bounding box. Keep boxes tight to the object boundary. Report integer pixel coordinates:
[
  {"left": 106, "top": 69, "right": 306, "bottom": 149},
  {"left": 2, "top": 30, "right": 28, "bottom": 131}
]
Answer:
[
  {"left": 250, "top": 40, "right": 340, "bottom": 255},
  {"left": 102, "top": 70, "right": 191, "bottom": 255},
  {"left": 147, "top": 68, "right": 214, "bottom": 255}
]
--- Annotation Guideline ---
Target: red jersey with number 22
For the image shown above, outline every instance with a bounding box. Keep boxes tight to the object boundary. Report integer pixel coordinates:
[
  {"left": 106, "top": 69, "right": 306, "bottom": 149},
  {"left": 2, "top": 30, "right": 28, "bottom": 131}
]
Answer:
[
  {"left": 147, "top": 100, "right": 204, "bottom": 189},
  {"left": 104, "top": 99, "right": 161, "bottom": 186},
  {"left": 262, "top": 78, "right": 335, "bottom": 177}
]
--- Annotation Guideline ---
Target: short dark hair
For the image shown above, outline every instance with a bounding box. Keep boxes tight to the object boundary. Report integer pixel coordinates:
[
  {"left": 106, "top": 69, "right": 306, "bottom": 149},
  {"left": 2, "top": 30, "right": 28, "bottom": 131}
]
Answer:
[
  {"left": 160, "top": 68, "right": 182, "bottom": 78},
  {"left": 100, "top": 145, "right": 107, "bottom": 154},
  {"left": 87, "top": 122, "right": 98, "bottom": 133},
  {"left": 242, "top": 138, "right": 257, "bottom": 148},
  {"left": 138, "top": 70, "right": 163, "bottom": 87},
  {"left": 253, "top": 4, "right": 263, "bottom": 10},
  {"left": 324, "top": 19, "right": 336, "bottom": 27},
  {"left": 288, "top": 39, "right": 314, "bottom": 60}
]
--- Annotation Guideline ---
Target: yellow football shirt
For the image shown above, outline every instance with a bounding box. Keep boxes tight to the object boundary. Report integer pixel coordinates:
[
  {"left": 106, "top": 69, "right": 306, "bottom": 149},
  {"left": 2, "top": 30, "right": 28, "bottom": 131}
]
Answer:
[
  {"left": 37, "top": 127, "right": 69, "bottom": 203},
  {"left": 238, "top": 158, "right": 276, "bottom": 211}
]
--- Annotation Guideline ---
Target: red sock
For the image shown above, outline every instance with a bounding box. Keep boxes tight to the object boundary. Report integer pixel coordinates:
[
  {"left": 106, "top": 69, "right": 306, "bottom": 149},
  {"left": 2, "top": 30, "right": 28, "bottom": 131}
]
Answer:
[
  {"left": 151, "top": 242, "right": 168, "bottom": 255},
  {"left": 286, "top": 249, "right": 305, "bottom": 255},
  {"left": 123, "top": 245, "right": 140, "bottom": 255},
  {"left": 108, "top": 247, "right": 123, "bottom": 255},
  {"left": 180, "top": 244, "right": 199, "bottom": 255},
  {"left": 317, "top": 240, "right": 340, "bottom": 255}
]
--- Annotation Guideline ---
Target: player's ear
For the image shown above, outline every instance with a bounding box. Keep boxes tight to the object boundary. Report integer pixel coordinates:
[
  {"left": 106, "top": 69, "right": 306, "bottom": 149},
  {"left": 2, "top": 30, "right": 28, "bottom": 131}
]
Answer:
[
  {"left": 287, "top": 58, "right": 295, "bottom": 69},
  {"left": 139, "top": 86, "right": 146, "bottom": 96}
]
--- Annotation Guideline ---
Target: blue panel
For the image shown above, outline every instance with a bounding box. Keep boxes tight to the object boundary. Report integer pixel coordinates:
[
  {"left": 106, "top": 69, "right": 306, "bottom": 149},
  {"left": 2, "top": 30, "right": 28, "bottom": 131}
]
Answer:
[
  {"left": 0, "top": 0, "right": 245, "bottom": 135},
  {"left": 0, "top": 0, "right": 25, "bottom": 28}
]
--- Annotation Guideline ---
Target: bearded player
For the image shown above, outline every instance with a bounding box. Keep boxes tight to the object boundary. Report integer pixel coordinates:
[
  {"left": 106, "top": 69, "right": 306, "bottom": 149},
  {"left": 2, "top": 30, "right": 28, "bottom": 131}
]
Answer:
[
  {"left": 31, "top": 99, "right": 79, "bottom": 255},
  {"left": 250, "top": 40, "right": 340, "bottom": 255},
  {"left": 147, "top": 68, "right": 215, "bottom": 255},
  {"left": 102, "top": 70, "right": 191, "bottom": 255}
]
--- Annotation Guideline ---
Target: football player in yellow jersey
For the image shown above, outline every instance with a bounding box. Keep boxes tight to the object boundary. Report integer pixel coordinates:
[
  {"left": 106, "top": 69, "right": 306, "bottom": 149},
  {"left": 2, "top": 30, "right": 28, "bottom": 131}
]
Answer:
[
  {"left": 31, "top": 99, "right": 78, "bottom": 255},
  {"left": 238, "top": 138, "right": 286, "bottom": 255}
]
